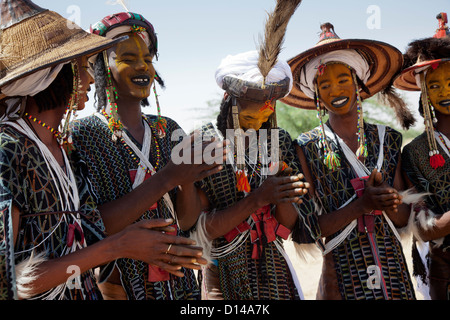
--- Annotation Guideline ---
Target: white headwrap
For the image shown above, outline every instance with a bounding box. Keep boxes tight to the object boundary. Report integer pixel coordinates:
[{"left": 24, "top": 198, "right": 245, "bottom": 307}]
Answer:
[
  {"left": 0, "top": 64, "right": 65, "bottom": 122},
  {"left": 215, "top": 50, "right": 293, "bottom": 97},
  {"left": 299, "top": 49, "right": 371, "bottom": 99}
]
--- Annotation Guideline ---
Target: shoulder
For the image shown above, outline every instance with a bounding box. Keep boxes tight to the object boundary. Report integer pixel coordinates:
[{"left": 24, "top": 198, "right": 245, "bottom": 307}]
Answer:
[
  {"left": 144, "top": 114, "right": 181, "bottom": 129},
  {"left": 0, "top": 125, "right": 30, "bottom": 156},
  {"left": 295, "top": 126, "right": 321, "bottom": 147},
  {"left": 70, "top": 114, "right": 106, "bottom": 137},
  {"left": 403, "top": 132, "right": 427, "bottom": 156}
]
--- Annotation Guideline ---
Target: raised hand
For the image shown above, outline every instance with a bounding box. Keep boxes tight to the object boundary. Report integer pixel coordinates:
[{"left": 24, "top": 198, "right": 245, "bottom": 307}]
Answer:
[
  {"left": 167, "top": 132, "right": 228, "bottom": 186},
  {"left": 253, "top": 169, "right": 309, "bottom": 207},
  {"left": 361, "top": 169, "right": 402, "bottom": 214}
]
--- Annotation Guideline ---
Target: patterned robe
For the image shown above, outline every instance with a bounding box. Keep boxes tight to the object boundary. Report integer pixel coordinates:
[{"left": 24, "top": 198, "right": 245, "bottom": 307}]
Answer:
[
  {"left": 295, "top": 122, "right": 416, "bottom": 300},
  {"left": 70, "top": 114, "right": 200, "bottom": 300},
  {"left": 402, "top": 132, "right": 450, "bottom": 299},
  {"left": 197, "top": 122, "right": 310, "bottom": 300},
  {"left": 0, "top": 125, "right": 104, "bottom": 300}
]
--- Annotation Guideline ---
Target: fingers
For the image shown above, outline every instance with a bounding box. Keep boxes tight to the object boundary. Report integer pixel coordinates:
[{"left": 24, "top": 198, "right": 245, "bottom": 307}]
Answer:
[{"left": 135, "top": 218, "right": 175, "bottom": 230}]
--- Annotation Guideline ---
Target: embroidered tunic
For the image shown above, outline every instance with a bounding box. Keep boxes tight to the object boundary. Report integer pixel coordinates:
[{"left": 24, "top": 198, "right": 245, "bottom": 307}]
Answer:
[
  {"left": 0, "top": 125, "right": 104, "bottom": 300},
  {"left": 295, "top": 122, "right": 416, "bottom": 300},
  {"left": 70, "top": 114, "right": 200, "bottom": 300},
  {"left": 402, "top": 132, "right": 450, "bottom": 299},
  {"left": 197, "top": 122, "right": 310, "bottom": 300}
]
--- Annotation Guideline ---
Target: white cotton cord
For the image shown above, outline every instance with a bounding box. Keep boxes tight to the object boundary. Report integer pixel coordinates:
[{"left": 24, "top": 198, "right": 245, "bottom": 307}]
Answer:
[
  {"left": 4, "top": 119, "right": 88, "bottom": 299},
  {"left": 95, "top": 113, "right": 177, "bottom": 223},
  {"left": 321, "top": 124, "right": 403, "bottom": 252},
  {"left": 274, "top": 239, "right": 304, "bottom": 300}
]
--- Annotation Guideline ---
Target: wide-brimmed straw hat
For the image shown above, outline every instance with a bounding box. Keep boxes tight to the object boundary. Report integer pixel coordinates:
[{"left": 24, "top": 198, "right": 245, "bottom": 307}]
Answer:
[
  {"left": 394, "top": 12, "right": 450, "bottom": 91},
  {"left": 281, "top": 23, "right": 404, "bottom": 110},
  {"left": 0, "top": 0, "right": 126, "bottom": 97}
]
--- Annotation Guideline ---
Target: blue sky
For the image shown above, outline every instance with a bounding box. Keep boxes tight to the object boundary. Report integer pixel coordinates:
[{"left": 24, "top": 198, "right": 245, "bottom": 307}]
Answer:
[{"left": 35, "top": 0, "right": 448, "bottom": 132}]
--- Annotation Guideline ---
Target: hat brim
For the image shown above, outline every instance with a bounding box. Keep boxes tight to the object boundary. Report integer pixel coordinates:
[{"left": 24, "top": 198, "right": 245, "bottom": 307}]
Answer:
[
  {"left": 393, "top": 58, "right": 450, "bottom": 91},
  {"left": 280, "top": 39, "right": 403, "bottom": 109},
  {"left": 0, "top": 33, "right": 127, "bottom": 91}
]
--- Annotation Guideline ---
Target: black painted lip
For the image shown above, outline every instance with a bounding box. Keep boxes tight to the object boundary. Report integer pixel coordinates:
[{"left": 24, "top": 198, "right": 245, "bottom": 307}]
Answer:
[
  {"left": 438, "top": 99, "right": 450, "bottom": 108},
  {"left": 131, "top": 75, "right": 151, "bottom": 87},
  {"left": 331, "top": 96, "right": 349, "bottom": 108}
]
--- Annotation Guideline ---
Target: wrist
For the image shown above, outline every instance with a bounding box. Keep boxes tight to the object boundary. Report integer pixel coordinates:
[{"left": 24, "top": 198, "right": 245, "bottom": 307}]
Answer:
[{"left": 157, "top": 164, "right": 180, "bottom": 191}]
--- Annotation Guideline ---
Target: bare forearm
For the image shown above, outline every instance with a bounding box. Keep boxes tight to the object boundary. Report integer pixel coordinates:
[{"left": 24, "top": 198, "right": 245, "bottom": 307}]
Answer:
[
  {"left": 385, "top": 203, "right": 411, "bottom": 228},
  {"left": 205, "top": 193, "right": 263, "bottom": 240},
  {"left": 98, "top": 167, "right": 178, "bottom": 234},
  {"left": 176, "top": 183, "right": 203, "bottom": 231},
  {"left": 318, "top": 198, "right": 368, "bottom": 237},
  {"left": 419, "top": 210, "right": 450, "bottom": 242},
  {"left": 275, "top": 203, "right": 299, "bottom": 230},
  {"left": 18, "top": 233, "right": 120, "bottom": 298}
]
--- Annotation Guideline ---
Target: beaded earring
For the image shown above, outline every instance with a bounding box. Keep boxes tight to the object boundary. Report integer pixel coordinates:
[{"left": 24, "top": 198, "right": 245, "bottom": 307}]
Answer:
[
  {"left": 102, "top": 50, "right": 123, "bottom": 142},
  {"left": 353, "top": 72, "right": 368, "bottom": 161},
  {"left": 231, "top": 100, "right": 251, "bottom": 193},
  {"left": 314, "top": 84, "right": 340, "bottom": 171},
  {"left": 420, "top": 73, "right": 445, "bottom": 169},
  {"left": 153, "top": 75, "right": 167, "bottom": 139}
]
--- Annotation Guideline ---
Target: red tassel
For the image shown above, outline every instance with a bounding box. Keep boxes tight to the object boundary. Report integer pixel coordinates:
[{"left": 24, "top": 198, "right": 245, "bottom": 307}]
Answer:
[
  {"left": 430, "top": 153, "right": 445, "bottom": 169},
  {"left": 236, "top": 170, "right": 251, "bottom": 193}
]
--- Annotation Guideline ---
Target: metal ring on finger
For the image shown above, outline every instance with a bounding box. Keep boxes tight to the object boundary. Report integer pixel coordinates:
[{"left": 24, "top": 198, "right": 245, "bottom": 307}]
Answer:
[{"left": 165, "top": 243, "right": 173, "bottom": 254}]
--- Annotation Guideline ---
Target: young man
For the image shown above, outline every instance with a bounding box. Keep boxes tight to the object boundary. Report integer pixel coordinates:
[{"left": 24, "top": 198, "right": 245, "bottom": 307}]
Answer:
[
  {"left": 70, "top": 12, "right": 225, "bottom": 300},
  {"left": 395, "top": 12, "right": 450, "bottom": 300},
  {"left": 0, "top": 0, "right": 205, "bottom": 300},
  {"left": 282, "top": 22, "right": 417, "bottom": 300}
]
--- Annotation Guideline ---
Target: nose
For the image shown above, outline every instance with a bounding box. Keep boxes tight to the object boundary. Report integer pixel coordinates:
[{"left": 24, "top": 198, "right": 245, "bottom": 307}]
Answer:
[
  {"left": 135, "top": 58, "right": 149, "bottom": 72},
  {"left": 330, "top": 84, "right": 344, "bottom": 97}
]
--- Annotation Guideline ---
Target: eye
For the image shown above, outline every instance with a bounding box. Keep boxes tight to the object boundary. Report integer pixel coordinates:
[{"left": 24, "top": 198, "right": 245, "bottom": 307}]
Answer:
[
  {"left": 320, "top": 84, "right": 330, "bottom": 90},
  {"left": 429, "top": 84, "right": 440, "bottom": 90},
  {"left": 339, "top": 79, "right": 349, "bottom": 84}
]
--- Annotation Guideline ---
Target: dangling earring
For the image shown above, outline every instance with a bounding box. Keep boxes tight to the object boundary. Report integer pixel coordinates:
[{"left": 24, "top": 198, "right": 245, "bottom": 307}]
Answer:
[
  {"left": 315, "top": 85, "right": 340, "bottom": 171},
  {"left": 231, "top": 99, "right": 250, "bottom": 193},
  {"left": 59, "top": 61, "right": 81, "bottom": 155},
  {"left": 153, "top": 75, "right": 167, "bottom": 139},
  {"left": 103, "top": 51, "right": 123, "bottom": 142},
  {"left": 420, "top": 74, "right": 445, "bottom": 169},
  {"left": 353, "top": 73, "right": 368, "bottom": 161}
]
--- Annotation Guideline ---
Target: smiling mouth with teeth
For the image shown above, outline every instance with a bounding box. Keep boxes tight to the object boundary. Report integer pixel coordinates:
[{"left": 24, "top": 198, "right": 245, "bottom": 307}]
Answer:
[
  {"left": 439, "top": 99, "right": 450, "bottom": 108},
  {"left": 131, "top": 75, "right": 151, "bottom": 87},
  {"left": 331, "top": 97, "right": 349, "bottom": 108}
]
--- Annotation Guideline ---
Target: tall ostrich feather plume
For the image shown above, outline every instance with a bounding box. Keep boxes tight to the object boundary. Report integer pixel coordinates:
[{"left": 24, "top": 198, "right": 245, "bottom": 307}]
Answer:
[
  {"left": 106, "top": 0, "right": 130, "bottom": 12},
  {"left": 258, "top": 0, "right": 302, "bottom": 82}
]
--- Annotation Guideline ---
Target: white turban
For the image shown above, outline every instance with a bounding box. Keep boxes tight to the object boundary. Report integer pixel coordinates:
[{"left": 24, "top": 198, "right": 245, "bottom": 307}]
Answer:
[
  {"left": 0, "top": 64, "right": 65, "bottom": 122},
  {"left": 215, "top": 50, "right": 293, "bottom": 97},
  {"left": 299, "top": 49, "right": 371, "bottom": 99},
  {"left": 1, "top": 64, "right": 65, "bottom": 98}
]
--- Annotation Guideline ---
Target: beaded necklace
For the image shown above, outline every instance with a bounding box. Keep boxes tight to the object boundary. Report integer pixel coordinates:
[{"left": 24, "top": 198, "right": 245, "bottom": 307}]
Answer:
[
  {"left": 101, "top": 110, "right": 161, "bottom": 172},
  {"left": 24, "top": 112, "right": 75, "bottom": 154},
  {"left": 24, "top": 113, "right": 62, "bottom": 142}
]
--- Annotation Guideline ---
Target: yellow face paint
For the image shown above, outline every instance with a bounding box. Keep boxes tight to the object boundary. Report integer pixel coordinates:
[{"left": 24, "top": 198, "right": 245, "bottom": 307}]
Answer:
[
  {"left": 316, "top": 63, "right": 357, "bottom": 115},
  {"left": 425, "top": 61, "right": 450, "bottom": 115},
  {"left": 238, "top": 99, "right": 275, "bottom": 131},
  {"left": 109, "top": 33, "right": 156, "bottom": 101},
  {"left": 75, "top": 56, "right": 93, "bottom": 111}
]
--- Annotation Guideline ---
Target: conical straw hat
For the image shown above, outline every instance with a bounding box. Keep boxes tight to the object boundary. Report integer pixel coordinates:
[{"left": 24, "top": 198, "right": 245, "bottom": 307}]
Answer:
[
  {"left": 0, "top": 0, "right": 126, "bottom": 93},
  {"left": 281, "top": 23, "right": 403, "bottom": 109}
]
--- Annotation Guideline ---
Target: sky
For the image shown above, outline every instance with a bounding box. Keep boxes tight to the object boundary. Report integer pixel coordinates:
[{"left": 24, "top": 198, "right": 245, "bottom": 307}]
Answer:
[{"left": 34, "top": 0, "right": 449, "bottom": 132}]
